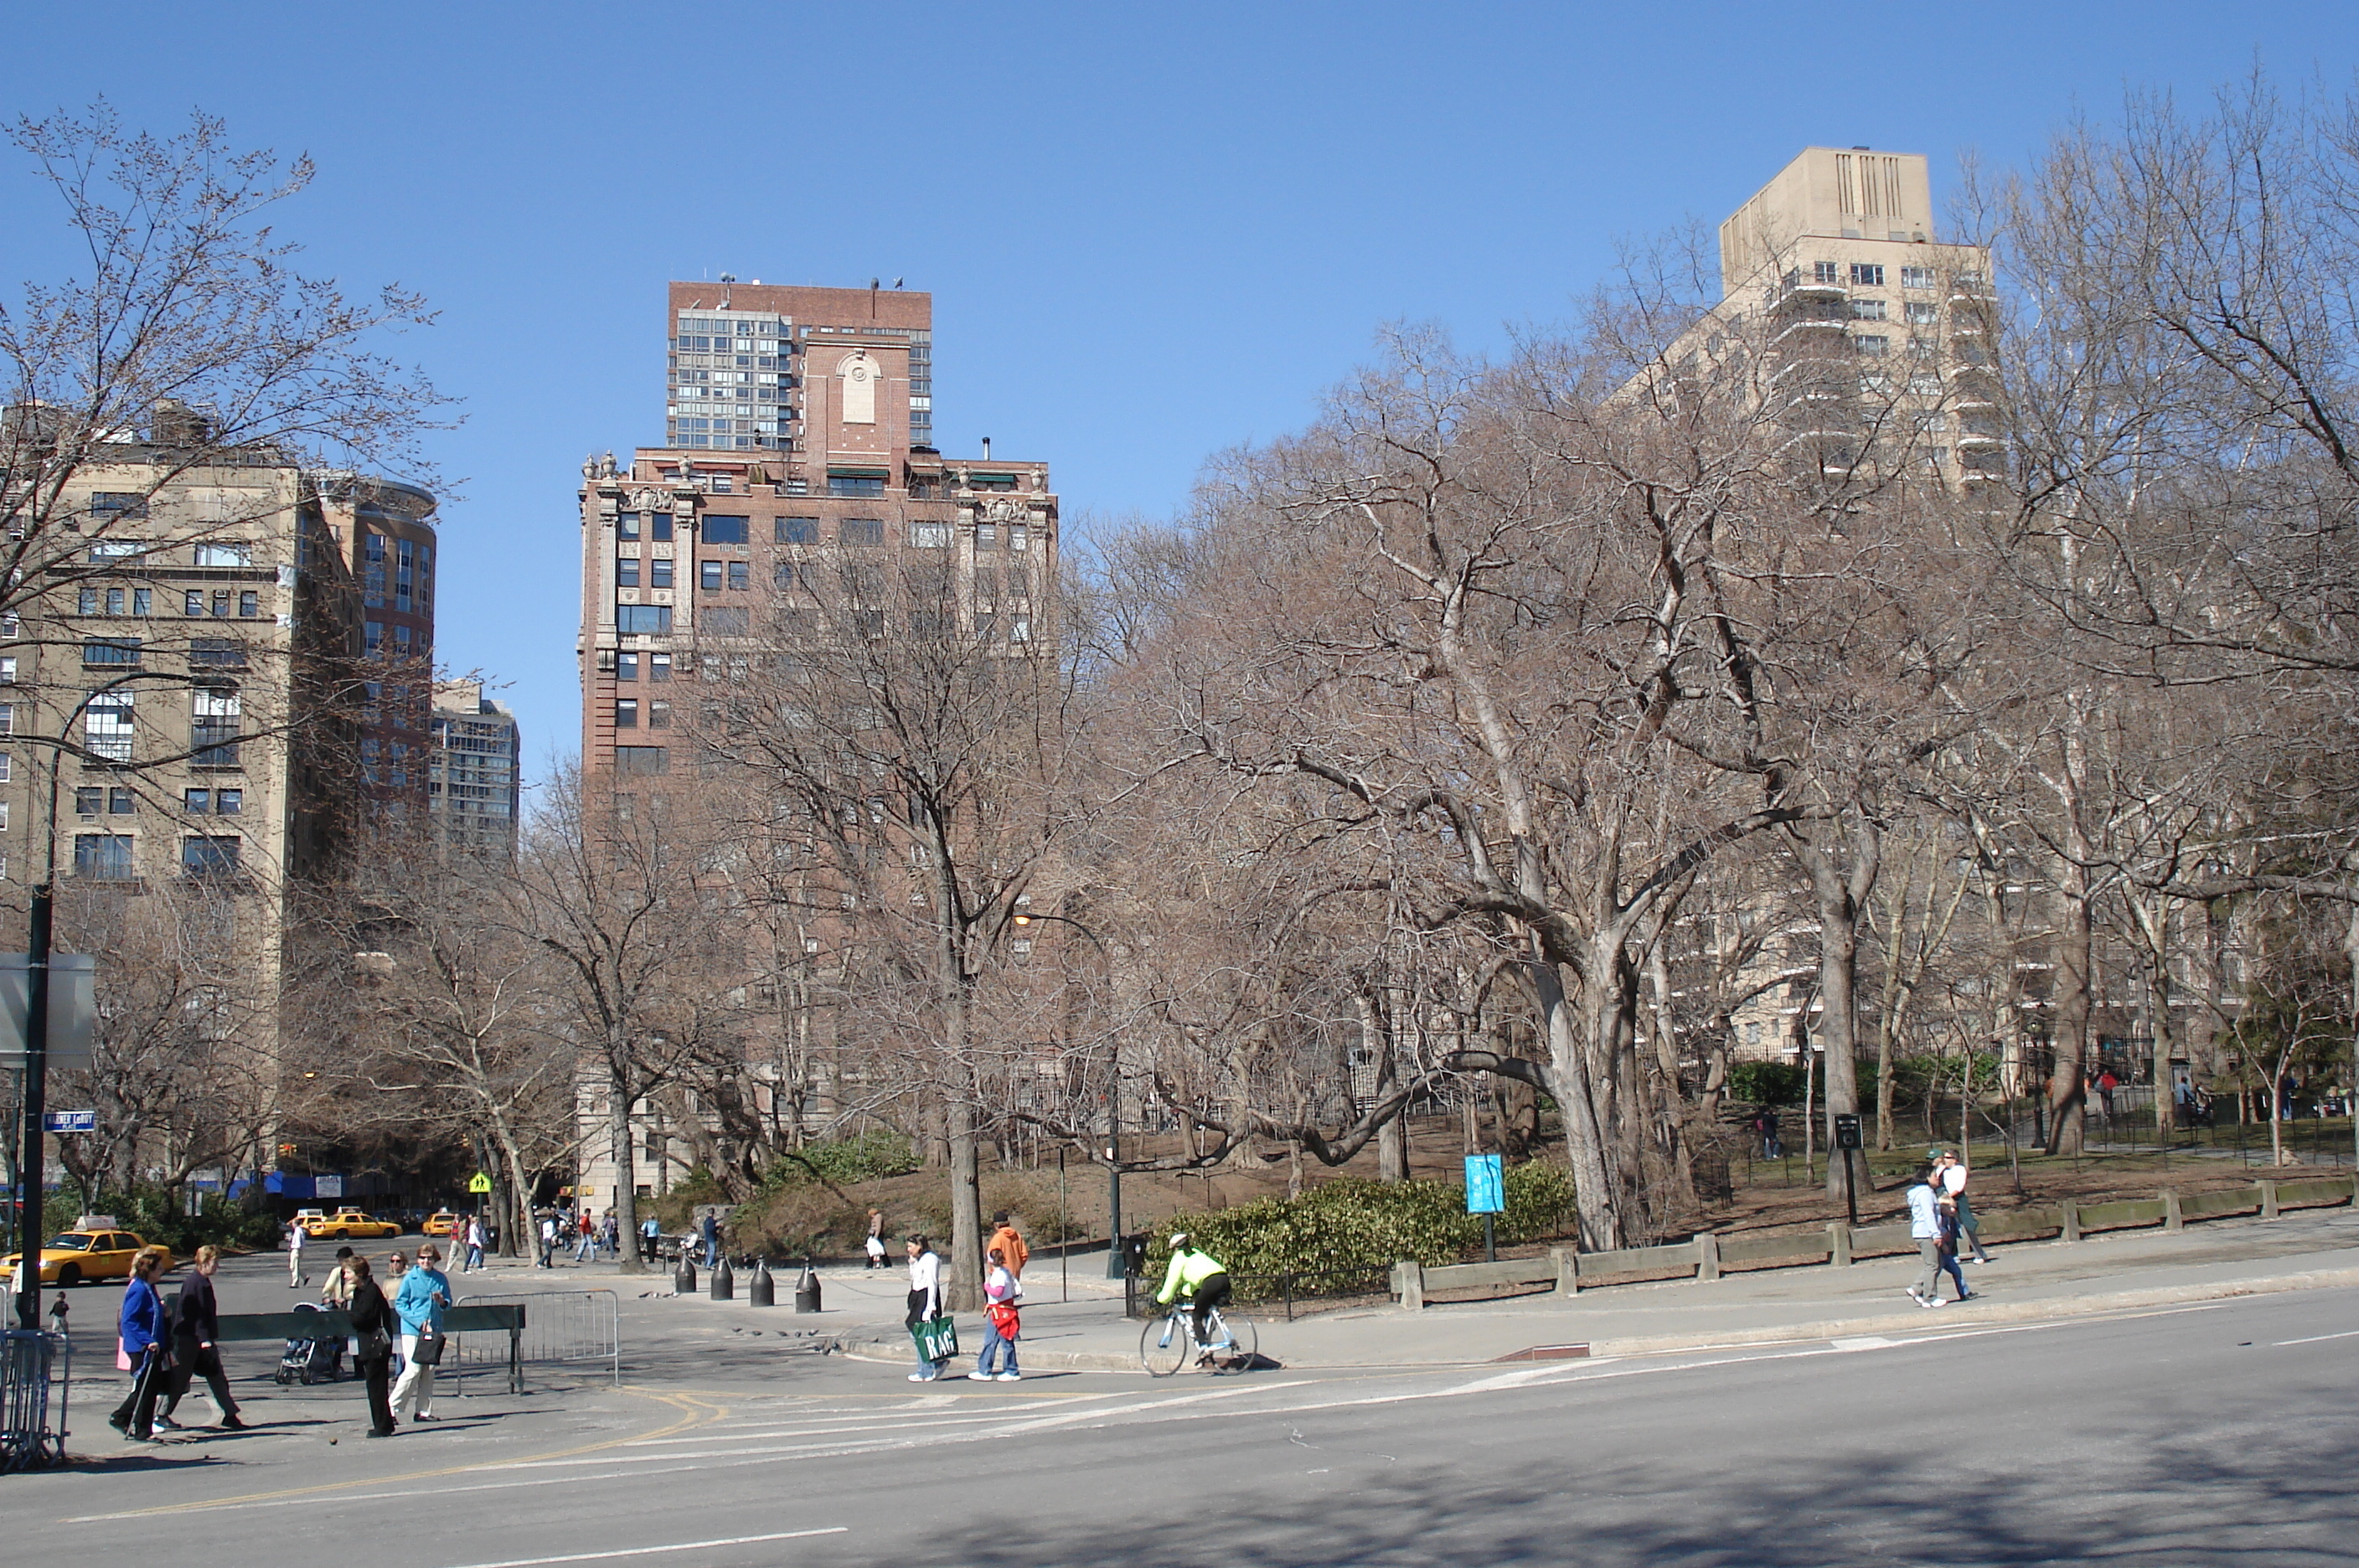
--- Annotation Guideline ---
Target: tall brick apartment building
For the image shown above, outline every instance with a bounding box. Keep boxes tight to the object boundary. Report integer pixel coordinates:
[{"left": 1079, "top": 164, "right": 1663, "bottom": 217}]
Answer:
[{"left": 573, "top": 281, "right": 1058, "bottom": 1200}]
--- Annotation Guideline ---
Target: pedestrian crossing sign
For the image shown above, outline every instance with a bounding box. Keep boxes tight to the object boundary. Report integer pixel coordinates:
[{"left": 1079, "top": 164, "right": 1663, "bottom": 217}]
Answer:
[{"left": 468, "top": 1172, "right": 493, "bottom": 1194}]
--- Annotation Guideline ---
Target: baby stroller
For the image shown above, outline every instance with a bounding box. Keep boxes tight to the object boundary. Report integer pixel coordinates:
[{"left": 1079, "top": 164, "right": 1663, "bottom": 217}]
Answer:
[{"left": 274, "top": 1301, "right": 345, "bottom": 1385}]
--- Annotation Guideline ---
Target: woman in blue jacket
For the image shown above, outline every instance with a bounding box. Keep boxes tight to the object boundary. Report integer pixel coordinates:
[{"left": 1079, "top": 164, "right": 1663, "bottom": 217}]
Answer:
[{"left": 108, "top": 1246, "right": 173, "bottom": 1442}]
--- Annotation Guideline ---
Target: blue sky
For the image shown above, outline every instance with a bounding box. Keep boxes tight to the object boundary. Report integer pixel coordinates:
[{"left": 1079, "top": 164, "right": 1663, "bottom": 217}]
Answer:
[{"left": 5, "top": 3, "right": 2352, "bottom": 785}]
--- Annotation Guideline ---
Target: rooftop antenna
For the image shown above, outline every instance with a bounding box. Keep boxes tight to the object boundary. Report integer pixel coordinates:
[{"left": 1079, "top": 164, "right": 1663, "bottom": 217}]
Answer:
[
  {"left": 982, "top": 436, "right": 992, "bottom": 461},
  {"left": 870, "top": 277, "right": 880, "bottom": 319},
  {"left": 893, "top": 276, "right": 904, "bottom": 289}
]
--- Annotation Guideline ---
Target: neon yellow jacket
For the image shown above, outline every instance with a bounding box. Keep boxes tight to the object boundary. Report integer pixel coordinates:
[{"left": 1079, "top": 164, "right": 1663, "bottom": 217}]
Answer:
[{"left": 1155, "top": 1247, "right": 1225, "bottom": 1304}]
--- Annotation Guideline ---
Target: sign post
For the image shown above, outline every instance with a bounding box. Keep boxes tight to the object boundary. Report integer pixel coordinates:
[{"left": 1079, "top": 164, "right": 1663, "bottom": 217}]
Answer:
[
  {"left": 1832, "top": 1114, "right": 1863, "bottom": 1227},
  {"left": 1465, "top": 1153, "right": 1505, "bottom": 1262}
]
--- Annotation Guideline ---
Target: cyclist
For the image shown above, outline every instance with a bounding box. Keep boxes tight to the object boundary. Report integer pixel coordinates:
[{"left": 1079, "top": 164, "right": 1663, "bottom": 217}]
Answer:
[{"left": 1154, "top": 1233, "right": 1232, "bottom": 1360}]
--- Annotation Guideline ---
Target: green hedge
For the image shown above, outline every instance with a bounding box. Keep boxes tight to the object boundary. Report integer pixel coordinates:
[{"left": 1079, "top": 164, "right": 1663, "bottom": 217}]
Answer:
[
  {"left": 1144, "top": 1161, "right": 1577, "bottom": 1283},
  {"left": 761, "top": 1130, "right": 920, "bottom": 1189}
]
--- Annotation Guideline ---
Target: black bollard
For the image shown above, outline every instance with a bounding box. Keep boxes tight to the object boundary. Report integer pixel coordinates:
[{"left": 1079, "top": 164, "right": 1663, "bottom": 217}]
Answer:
[
  {"left": 710, "top": 1255, "right": 734, "bottom": 1301},
  {"left": 749, "top": 1259, "right": 776, "bottom": 1308},
  {"left": 794, "top": 1259, "right": 821, "bottom": 1313},
  {"left": 674, "top": 1254, "right": 696, "bottom": 1294}
]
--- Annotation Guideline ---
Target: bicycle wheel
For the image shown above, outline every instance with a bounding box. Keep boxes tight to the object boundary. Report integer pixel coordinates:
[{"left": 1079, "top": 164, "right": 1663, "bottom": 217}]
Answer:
[
  {"left": 1210, "top": 1310, "right": 1257, "bottom": 1370},
  {"left": 1139, "top": 1313, "right": 1190, "bottom": 1377}
]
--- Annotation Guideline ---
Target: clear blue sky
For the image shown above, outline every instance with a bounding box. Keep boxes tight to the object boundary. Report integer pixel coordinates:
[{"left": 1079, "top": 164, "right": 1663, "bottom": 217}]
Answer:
[{"left": 6, "top": 3, "right": 2352, "bottom": 787}]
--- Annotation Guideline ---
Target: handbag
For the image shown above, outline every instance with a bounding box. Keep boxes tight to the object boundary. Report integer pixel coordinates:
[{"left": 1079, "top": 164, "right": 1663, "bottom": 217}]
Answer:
[
  {"left": 909, "top": 1313, "right": 960, "bottom": 1363},
  {"left": 356, "top": 1325, "right": 394, "bottom": 1361},
  {"left": 410, "top": 1323, "right": 447, "bottom": 1366},
  {"left": 986, "top": 1302, "right": 1020, "bottom": 1339}
]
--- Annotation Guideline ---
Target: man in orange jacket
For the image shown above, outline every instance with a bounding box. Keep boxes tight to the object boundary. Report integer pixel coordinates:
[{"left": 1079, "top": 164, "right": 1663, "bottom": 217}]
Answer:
[{"left": 986, "top": 1214, "right": 1029, "bottom": 1278}]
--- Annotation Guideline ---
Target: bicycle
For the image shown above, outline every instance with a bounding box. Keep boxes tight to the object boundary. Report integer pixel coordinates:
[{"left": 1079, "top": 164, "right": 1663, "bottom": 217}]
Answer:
[{"left": 1138, "top": 1297, "right": 1257, "bottom": 1376}]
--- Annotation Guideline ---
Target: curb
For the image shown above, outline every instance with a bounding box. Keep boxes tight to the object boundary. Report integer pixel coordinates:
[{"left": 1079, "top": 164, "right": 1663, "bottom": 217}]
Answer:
[{"left": 825, "top": 1265, "right": 2359, "bottom": 1373}]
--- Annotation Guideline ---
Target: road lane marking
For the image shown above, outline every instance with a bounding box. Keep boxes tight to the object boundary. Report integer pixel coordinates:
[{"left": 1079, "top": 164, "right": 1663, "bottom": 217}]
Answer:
[
  {"left": 60, "top": 1387, "right": 731, "bottom": 1523},
  {"left": 2273, "top": 1328, "right": 2359, "bottom": 1346},
  {"left": 438, "top": 1528, "right": 847, "bottom": 1568}
]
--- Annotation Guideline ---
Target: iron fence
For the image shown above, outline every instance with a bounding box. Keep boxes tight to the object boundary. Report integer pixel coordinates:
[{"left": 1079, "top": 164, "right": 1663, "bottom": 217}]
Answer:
[{"left": 1, "top": 1328, "right": 70, "bottom": 1473}]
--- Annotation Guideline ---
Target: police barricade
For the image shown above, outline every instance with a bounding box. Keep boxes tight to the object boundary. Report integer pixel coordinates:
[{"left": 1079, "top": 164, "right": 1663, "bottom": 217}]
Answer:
[
  {"left": 444, "top": 1292, "right": 620, "bottom": 1389},
  {"left": 0, "top": 1328, "right": 71, "bottom": 1472},
  {"left": 215, "top": 1304, "right": 530, "bottom": 1396}
]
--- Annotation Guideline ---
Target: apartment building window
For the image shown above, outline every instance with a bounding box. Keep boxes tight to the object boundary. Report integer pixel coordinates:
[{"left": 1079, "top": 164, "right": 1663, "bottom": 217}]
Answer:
[
  {"left": 1851, "top": 336, "right": 1889, "bottom": 357},
  {"left": 192, "top": 687, "right": 241, "bottom": 766},
  {"left": 618, "top": 512, "right": 641, "bottom": 539},
  {"left": 90, "top": 492, "right": 148, "bottom": 519},
  {"left": 616, "top": 557, "right": 640, "bottom": 587},
  {"left": 647, "top": 652, "right": 673, "bottom": 682},
  {"left": 184, "top": 591, "right": 204, "bottom": 616},
  {"left": 0, "top": 658, "right": 15, "bottom": 684},
  {"left": 615, "top": 745, "right": 668, "bottom": 775},
  {"left": 617, "top": 652, "right": 639, "bottom": 681},
  {"left": 775, "top": 517, "right": 818, "bottom": 544},
  {"left": 78, "top": 786, "right": 135, "bottom": 815},
  {"left": 1010, "top": 614, "right": 1032, "bottom": 643},
  {"left": 702, "top": 515, "right": 750, "bottom": 544},
  {"left": 0, "top": 704, "right": 14, "bottom": 734},
  {"left": 828, "top": 476, "right": 885, "bottom": 498},
  {"left": 648, "top": 559, "right": 675, "bottom": 589},
  {"left": 910, "top": 521, "right": 950, "bottom": 549},
  {"left": 1902, "top": 266, "right": 1936, "bottom": 290},
  {"left": 181, "top": 836, "right": 241, "bottom": 878},
  {"left": 194, "top": 543, "right": 251, "bottom": 567},
  {"left": 1908, "top": 374, "right": 1943, "bottom": 396},
  {"left": 705, "top": 606, "right": 750, "bottom": 635},
  {"left": 648, "top": 700, "right": 671, "bottom": 730},
  {"left": 616, "top": 699, "right": 639, "bottom": 728},
  {"left": 840, "top": 518, "right": 885, "bottom": 546},
  {"left": 79, "top": 588, "right": 98, "bottom": 615},
  {"left": 1850, "top": 263, "right": 1885, "bottom": 286},
  {"left": 1906, "top": 302, "right": 1940, "bottom": 325},
  {"left": 83, "top": 637, "right": 142, "bottom": 668},
  {"left": 975, "top": 523, "right": 999, "bottom": 550},
  {"left": 0, "top": 753, "right": 9, "bottom": 782},
  {"left": 1009, "top": 524, "right": 1030, "bottom": 552},
  {"left": 1848, "top": 298, "right": 1887, "bottom": 321},
  {"left": 616, "top": 606, "right": 672, "bottom": 635},
  {"left": 699, "top": 560, "right": 722, "bottom": 592},
  {"left": 727, "top": 560, "right": 749, "bottom": 591},
  {"left": 75, "top": 834, "right": 134, "bottom": 879},
  {"left": 239, "top": 591, "right": 259, "bottom": 618},
  {"left": 650, "top": 515, "right": 675, "bottom": 542},
  {"left": 186, "top": 787, "right": 242, "bottom": 814}
]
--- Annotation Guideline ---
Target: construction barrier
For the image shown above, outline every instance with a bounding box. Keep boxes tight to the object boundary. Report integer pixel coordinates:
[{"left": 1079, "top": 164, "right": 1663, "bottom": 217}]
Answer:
[{"left": 447, "top": 1292, "right": 620, "bottom": 1387}]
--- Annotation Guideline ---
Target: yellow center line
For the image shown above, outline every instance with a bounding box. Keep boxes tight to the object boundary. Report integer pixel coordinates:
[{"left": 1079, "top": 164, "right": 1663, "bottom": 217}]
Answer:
[{"left": 61, "top": 1385, "right": 730, "bottom": 1523}]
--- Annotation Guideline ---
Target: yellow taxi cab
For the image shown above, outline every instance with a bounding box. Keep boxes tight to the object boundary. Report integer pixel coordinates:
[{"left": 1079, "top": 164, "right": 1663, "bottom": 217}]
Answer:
[
  {"left": 301, "top": 1208, "right": 401, "bottom": 1240},
  {"left": 421, "top": 1211, "right": 462, "bottom": 1238},
  {"left": 1, "top": 1229, "right": 172, "bottom": 1287}
]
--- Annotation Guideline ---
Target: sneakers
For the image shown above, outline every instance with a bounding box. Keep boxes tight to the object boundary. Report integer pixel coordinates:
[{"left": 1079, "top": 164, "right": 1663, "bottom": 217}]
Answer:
[
  {"left": 1903, "top": 1288, "right": 1925, "bottom": 1307},
  {"left": 994, "top": 1372, "right": 1020, "bottom": 1382},
  {"left": 1959, "top": 1291, "right": 1980, "bottom": 1302},
  {"left": 907, "top": 1372, "right": 937, "bottom": 1383},
  {"left": 1923, "top": 1297, "right": 1946, "bottom": 1308}
]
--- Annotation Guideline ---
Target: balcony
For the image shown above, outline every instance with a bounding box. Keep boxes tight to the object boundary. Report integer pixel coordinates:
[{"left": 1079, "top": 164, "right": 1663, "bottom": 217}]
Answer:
[
  {"left": 1777, "top": 269, "right": 1848, "bottom": 304},
  {"left": 1769, "top": 317, "right": 1849, "bottom": 353}
]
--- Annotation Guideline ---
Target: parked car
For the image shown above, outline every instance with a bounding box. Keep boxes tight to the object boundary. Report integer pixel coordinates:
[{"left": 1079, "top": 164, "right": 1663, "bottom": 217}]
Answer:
[
  {"left": 301, "top": 1208, "right": 401, "bottom": 1240},
  {"left": 422, "top": 1211, "right": 462, "bottom": 1238},
  {"left": 1, "top": 1230, "right": 173, "bottom": 1287}
]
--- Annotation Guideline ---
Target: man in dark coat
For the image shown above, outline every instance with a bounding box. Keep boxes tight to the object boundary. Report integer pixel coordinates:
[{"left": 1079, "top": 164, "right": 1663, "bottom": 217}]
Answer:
[{"left": 161, "top": 1244, "right": 246, "bottom": 1430}]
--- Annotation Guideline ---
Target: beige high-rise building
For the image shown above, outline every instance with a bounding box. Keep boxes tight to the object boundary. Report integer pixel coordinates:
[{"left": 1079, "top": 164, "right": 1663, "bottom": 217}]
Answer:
[{"left": 428, "top": 679, "right": 521, "bottom": 857}]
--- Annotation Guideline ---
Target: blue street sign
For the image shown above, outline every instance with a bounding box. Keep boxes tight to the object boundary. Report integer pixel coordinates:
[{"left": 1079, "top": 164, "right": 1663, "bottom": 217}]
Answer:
[
  {"left": 1464, "top": 1153, "right": 1505, "bottom": 1215},
  {"left": 43, "top": 1109, "right": 96, "bottom": 1134}
]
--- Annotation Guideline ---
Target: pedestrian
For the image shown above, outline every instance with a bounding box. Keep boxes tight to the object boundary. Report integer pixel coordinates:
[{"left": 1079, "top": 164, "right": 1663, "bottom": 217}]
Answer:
[
  {"left": 537, "top": 1211, "right": 557, "bottom": 1268},
  {"left": 640, "top": 1214, "right": 661, "bottom": 1264},
  {"left": 975, "top": 1246, "right": 1021, "bottom": 1382},
  {"left": 905, "top": 1236, "right": 950, "bottom": 1383},
  {"left": 464, "top": 1216, "right": 486, "bottom": 1273},
  {"left": 1762, "top": 1107, "right": 1782, "bottom": 1160},
  {"left": 381, "top": 1251, "right": 411, "bottom": 1383},
  {"left": 2097, "top": 1069, "right": 2119, "bottom": 1121},
  {"left": 161, "top": 1245, "right": 246, "bottom": 1431},
  {"left": 391, "top": 1242, "right": 452, "bottom": 1427},
  {"left": 574, "top": 1211, "right": 596, "bottom": 1264},
  {"left": 1938, "top": 1150, "right": 1991, "bottom": 1265},
  {"left": 287, "top": 1216, "right": 307, "bottom": 1288},
  {"left": 865, "top": 1210, "right": 886, "bottom": 1270},
  {"left": 986, "top": 1213, "right": 1030, "bottom": 1278},
  {"left": 1905, "top": 1164, "right": 1956, "bottom": 1308},
  {"left": 700, "top": 1209, "right": 720, "bottom": 1270},
  {"left": 321, "top": 1246, "right": 358, "bottom": 1308},
  {"left": 602, "top": 1210, "right": 619, "bottom": 1256},
  {"left": 343, "top": 1254, "right": 399, "bottom": 1436},
  {"left": 108, "top": 1246, "right": 173, "bottom": 1442}
]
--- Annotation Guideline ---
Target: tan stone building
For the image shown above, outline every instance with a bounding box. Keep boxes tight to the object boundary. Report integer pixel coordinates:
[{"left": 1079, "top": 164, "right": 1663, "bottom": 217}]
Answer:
[
  {"left": 573, "top": 281, "right": 1058, "bottom": 1202},
  {"left": 428, "top": 678, "right": 520, "bottom": 857}
]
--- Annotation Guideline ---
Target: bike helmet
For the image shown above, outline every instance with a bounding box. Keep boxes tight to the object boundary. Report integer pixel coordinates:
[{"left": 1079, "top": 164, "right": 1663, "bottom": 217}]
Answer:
[{"left": 1169, "top": 1232, "right": 1190, "bottom": 1249}]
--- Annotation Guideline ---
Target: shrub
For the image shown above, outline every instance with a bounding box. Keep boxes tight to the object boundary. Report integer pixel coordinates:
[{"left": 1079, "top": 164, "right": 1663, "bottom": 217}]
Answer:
[
  {"left": 731, "top": 1184, "right": 865, "bottom": 1259},
  {"left": 1143, "top": 1163, "right": 1578, "bottom": 1285},
  {"left": 762, "top": 1130, "right": 920, "bottom": 1189},
  {"left": 1728, "top": 1060, "right": 1809, "bottom": 1106}
]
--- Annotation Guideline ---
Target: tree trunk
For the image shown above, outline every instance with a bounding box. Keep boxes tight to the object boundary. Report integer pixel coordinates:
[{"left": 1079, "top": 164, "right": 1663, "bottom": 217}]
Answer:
[
  {"left": 946, "top": 1089, "right": 983, "bottom": 1312},
  {"left": 1533, "top": 951, "right": 1623, "bottom": 1251},
  {"left": 1788, "top": 823, "right": 1878, "bottom": 1208},
  {"left": 606, "top": 1059, "right": 647, "bottom": 1273},
  {"left": 2046, "top": 863, "right": 2093, "bottom": 1155}
]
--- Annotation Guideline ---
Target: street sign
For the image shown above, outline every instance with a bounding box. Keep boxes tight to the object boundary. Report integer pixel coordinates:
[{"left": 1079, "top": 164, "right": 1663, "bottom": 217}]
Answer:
[
  {"left": 1464, "top": 1153, "right": 1505, "bottom": 1215},
  {"left": 467, "top": 1172, "right": 493, "bottom": 1194},
  {"left": 42, "top": 1109, "right": 95, "bottom": 1134},
  {"left": 1833, "top": 1114, "right": 1863, "bottom": 1151},
  {"left": 0, "top": 954, "right": 96, "bottom": 1070}
]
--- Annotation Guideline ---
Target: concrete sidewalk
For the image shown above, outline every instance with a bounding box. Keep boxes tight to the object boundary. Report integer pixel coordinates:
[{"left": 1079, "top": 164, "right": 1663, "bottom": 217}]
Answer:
[{"left": 818, "top": 1206, "right": 2359, "bottom": 1372}]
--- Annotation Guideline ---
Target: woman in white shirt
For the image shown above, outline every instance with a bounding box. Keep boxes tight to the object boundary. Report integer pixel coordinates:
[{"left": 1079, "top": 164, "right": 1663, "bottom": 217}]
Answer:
[{"left": 905, "top": 1236, "right": 947, "bottom": 1382}]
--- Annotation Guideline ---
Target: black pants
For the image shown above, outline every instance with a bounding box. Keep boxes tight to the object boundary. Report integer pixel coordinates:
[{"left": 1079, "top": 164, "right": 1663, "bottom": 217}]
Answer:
[
  {"left": 359, "top": 1353, "right": 395, "bottom": 1433},
  {"left": 164, "top": 1344, "right": 240, "bottom": 1422},
  {"left": 1190, "top": 1272, "right": 1232, "bottom": 1343},
  {"left": 111, "top": 1346, "right": 170, "bottom": 1436}
]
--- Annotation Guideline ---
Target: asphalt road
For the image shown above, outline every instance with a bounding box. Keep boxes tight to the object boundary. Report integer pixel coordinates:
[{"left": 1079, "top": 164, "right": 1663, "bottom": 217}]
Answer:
[{"left": 8, "top": 1279, "right": 2353, "bottom": 1566}]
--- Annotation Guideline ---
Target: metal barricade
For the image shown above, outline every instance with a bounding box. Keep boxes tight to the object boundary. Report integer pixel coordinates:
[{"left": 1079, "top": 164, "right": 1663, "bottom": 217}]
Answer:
[
  {"left": 1, "top": 1328, "right": 71, "bottom": 1473},
  {"left": 447, "top": 1292, "right": 619, "bottom": 1388}
]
